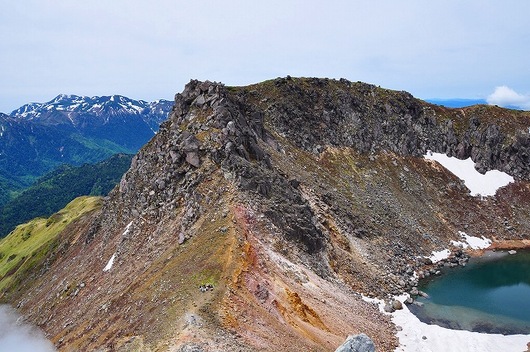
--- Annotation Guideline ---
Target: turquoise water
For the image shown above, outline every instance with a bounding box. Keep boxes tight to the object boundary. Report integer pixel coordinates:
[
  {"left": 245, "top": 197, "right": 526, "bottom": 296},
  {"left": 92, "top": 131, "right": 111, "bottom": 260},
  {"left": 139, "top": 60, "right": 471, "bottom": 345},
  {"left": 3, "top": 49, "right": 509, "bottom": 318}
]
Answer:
[{"left": 410, "top": 250, "right": 530, "bottom": 334}]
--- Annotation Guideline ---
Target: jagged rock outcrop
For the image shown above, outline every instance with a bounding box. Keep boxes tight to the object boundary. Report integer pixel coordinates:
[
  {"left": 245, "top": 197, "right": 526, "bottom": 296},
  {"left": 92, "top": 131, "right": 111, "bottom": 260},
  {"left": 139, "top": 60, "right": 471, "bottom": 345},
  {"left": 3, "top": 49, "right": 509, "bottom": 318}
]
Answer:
[
  {"left": 2, "top": 77, "right": 530, "bottom": 352},
  {"left": 115, "top": 79, "right": 328, "bottom": 271}
]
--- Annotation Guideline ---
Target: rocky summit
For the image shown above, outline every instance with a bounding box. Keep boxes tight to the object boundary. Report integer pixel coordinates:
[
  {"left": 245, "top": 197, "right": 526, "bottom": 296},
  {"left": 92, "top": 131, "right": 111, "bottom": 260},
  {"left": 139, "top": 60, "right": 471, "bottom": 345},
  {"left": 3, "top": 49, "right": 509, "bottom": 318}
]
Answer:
[{"left": 2, "top": 77, "right": 530, "bottom": 351}]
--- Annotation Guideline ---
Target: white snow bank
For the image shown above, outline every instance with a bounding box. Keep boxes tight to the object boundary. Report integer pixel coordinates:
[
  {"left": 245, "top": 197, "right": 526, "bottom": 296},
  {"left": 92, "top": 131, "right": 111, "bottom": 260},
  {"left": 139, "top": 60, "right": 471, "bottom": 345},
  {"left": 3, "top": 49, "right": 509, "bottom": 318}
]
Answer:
[
  {"left": 426, "top": 232, "right": 491, "bottom": 264},
  {"left": 103, "top": 253, "right": 116, "bottom": 272},
  {"left": 451, "top": 231, "right": 492, "bottom": 250},
  {"left": 362, "top": 295, "right": 530, "bottom": 352},
  {"left": 103, "top": 222, "right": 133, "bottom": 272},
  {"left": 424, "top": 151, "right": 514, "bottom": 196},
  {"left": 392, "top": 297, "right": 530, "bottom": 352},
  {"left": 426, "top": 249, "right": 451, "bottom": 263},
  {"left": 122, "top": 221, "right": 133, "bottom": 237}
]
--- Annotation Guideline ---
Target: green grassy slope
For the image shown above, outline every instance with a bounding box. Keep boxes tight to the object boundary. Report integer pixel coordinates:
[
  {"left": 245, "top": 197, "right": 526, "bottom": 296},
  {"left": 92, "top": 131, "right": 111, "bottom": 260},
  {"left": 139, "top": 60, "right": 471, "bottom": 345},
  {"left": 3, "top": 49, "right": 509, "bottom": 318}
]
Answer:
[{"left": 0, "top": 196, "right": 101, "bottom": 295}]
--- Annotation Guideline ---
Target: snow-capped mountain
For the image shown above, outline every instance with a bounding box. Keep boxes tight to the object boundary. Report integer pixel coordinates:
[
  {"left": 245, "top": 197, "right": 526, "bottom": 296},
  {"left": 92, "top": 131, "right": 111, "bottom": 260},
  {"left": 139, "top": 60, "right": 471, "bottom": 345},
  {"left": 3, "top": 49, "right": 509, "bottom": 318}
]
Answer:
[
  {"left": 0, "top": 95, "right": 173, "bottom": 205},
  {"left": 10, "top": 94, "right": 172, "bottom": 131}
]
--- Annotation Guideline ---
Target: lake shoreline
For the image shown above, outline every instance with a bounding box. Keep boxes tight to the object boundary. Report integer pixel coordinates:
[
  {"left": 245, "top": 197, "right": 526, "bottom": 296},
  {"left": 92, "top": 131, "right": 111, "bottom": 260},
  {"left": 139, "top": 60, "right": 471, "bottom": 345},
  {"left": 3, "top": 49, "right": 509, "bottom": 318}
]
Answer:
[
  {"left": 466, "top": 239, "right": 530, "bottom": 257},
  {"left": 403, "top": 243, "right": 530, "bottom": 350}
]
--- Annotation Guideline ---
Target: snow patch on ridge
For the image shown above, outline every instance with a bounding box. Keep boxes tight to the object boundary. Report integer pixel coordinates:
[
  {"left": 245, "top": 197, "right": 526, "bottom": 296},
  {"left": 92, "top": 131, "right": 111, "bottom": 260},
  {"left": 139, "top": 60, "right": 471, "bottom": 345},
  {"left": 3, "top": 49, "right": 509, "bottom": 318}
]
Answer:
[
  {"left": 424, "top": 151, "right": 514, "bottom": 197},
  {"left": 426, "top": 249, "right": 451, "bottom": 263},
  {"left": 451, "top": 231, "right": 492, "bottom": 250},
  {"left": 103, "top": 222, "right": 133, "bottom": 272},
  {"left": 122, "top": 221, "right": 133, "bottom": 237},
  {"left": 103, "top": 253, "right": 116, "bottom": 272}
]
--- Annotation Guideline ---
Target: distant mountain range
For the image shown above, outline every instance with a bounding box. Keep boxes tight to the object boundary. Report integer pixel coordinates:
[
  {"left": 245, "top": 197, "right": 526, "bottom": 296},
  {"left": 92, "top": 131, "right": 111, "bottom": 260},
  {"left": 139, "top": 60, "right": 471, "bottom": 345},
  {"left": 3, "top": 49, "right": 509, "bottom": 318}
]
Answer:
[
  {"left": 0, "top": 94, "right": 173, "bottom": 206},
  {"left": 425, "top": 98, "right": 487, "bottom": 108},
  {"left": 426, "top": 98, "right": 528, "bottom": 111},
  {"left": 6, "top": 94, "right": 172, "bottom": 147}
]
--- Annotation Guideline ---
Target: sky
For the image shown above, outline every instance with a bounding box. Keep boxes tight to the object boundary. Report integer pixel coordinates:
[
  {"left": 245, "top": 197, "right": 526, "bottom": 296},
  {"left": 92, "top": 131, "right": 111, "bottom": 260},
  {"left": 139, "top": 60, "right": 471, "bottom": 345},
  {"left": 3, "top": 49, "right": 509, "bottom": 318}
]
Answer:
[{"left": 1, "top": 1, "right": 530, "bottom": 113}]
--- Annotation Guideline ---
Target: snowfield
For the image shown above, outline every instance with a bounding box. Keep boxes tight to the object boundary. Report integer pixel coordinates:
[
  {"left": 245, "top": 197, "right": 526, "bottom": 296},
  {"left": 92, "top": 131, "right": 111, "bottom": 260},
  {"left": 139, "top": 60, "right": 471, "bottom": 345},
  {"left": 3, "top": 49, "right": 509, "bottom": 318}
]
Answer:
[
  {"left": 451, "top": 231, "right": 492, "bottom": 249},
  {"left": 363, "top": 295, "right": 530, "bottom": 352},
  {"left": 392, "top": 297, "right": 530, "bottom": 352},
  {"left": 424, "top": 151, "right": 514, "bottom": 197}
]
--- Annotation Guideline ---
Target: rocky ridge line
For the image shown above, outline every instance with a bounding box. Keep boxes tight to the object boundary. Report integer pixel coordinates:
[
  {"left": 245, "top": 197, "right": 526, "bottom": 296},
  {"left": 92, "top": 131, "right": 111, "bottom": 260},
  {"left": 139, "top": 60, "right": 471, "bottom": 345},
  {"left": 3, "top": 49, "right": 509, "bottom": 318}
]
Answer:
[
  {"left": 255, "top": 77, "right": 530, "bottom": 179},
  {"left": 4, "top": 77, "right": 530, "bottom": 351},
  {"left": 111, "top": 77, "right": 530, "bottom": 289}
]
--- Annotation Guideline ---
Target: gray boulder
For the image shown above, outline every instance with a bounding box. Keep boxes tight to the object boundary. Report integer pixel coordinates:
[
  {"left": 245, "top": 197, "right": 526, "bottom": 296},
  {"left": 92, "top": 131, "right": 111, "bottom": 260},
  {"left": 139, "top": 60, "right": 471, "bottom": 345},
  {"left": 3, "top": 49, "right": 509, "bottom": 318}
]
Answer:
[
  {"left": 392, "top": 299, "right": 403, "bottom": 310},
  {"left": 335, "top": 333, "right": 376, "bottom": 352}
]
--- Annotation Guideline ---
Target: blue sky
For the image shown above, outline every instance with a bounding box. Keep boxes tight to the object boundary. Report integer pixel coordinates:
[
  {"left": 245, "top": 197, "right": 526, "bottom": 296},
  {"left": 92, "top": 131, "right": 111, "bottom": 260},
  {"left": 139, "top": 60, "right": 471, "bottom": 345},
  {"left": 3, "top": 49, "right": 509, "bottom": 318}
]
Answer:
[{"left": 1, "top": 1, "right": 530, "bottom": 113}]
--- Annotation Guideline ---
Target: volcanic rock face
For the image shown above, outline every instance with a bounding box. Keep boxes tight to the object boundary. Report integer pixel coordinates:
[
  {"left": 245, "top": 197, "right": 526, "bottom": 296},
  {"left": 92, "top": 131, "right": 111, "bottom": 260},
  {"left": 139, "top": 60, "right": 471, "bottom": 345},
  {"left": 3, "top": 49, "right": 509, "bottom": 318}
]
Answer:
[
  {"left": 116, "top": 80, "right": 329, "bottom": 271},
  {"left": 261, "top": 78, "right": 529, "bottom": 179},
  {"left": 3, "top": 78, "right": 530, "bottom": 351}
]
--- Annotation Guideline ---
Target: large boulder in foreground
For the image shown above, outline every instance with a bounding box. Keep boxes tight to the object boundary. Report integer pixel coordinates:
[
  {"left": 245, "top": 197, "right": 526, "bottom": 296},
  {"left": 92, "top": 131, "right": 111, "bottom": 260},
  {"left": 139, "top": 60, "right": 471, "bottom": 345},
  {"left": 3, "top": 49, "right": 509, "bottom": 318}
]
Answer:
[{"left": 335, "top": 333, "right": 376, "bottom": 352}]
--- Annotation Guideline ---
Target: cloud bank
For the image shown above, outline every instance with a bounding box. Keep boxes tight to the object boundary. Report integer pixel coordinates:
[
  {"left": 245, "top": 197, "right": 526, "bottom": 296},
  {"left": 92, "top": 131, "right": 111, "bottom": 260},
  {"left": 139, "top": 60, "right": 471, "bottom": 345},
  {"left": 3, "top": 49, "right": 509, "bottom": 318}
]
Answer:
[
  {"left": 487, "top": 86, "right": 530, "bottom": 110},
  {"left": 0, "top": 305, "right": 56, "bottom": 352}
]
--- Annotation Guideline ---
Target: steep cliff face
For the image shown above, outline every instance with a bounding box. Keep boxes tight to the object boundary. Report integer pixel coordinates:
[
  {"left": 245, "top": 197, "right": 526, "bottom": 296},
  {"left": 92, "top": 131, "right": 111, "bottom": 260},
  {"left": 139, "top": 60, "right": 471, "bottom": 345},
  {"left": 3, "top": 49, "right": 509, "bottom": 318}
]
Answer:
[
  {"left": 3, "top": 78, "right": 530, "bottom": 351},
  {"left": 243, "top": 77, "right": 530, "bottom": 179}
]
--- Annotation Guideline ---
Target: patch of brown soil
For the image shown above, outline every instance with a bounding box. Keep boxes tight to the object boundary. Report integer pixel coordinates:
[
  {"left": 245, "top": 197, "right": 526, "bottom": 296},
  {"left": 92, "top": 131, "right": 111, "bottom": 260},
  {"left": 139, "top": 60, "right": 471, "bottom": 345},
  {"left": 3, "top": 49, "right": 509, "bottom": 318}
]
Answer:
[
  {"left": 283, "top": 288, "right": 329, "bottom": 331},
  {"left": 217, "top": 202, "right": 398, "bottom": 351},
  {"left": 489, "top": 239, "right": 530, "bottom": 250}
]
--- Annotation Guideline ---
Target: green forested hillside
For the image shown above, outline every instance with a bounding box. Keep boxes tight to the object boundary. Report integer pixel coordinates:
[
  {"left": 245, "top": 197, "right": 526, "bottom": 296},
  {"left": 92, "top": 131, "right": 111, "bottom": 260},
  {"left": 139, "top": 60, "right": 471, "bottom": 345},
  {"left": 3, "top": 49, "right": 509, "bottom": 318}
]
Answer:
[
  {"left": 0, "top": 173, "right": 24, "bottom": 207},
  {"left": 0, "top": 154, "right": 132, "bottom": 237}
]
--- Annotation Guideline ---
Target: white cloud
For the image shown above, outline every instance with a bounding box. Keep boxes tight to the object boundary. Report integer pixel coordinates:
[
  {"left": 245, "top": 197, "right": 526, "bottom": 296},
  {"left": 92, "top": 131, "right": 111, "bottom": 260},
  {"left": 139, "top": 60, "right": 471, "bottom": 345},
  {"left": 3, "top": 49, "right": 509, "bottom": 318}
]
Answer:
[
  {"left": 0, "top": 305, "right": 56, "bottom": 352},
  {"left": 487, "top": 86, "right": 530, "bottom": 110}
]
